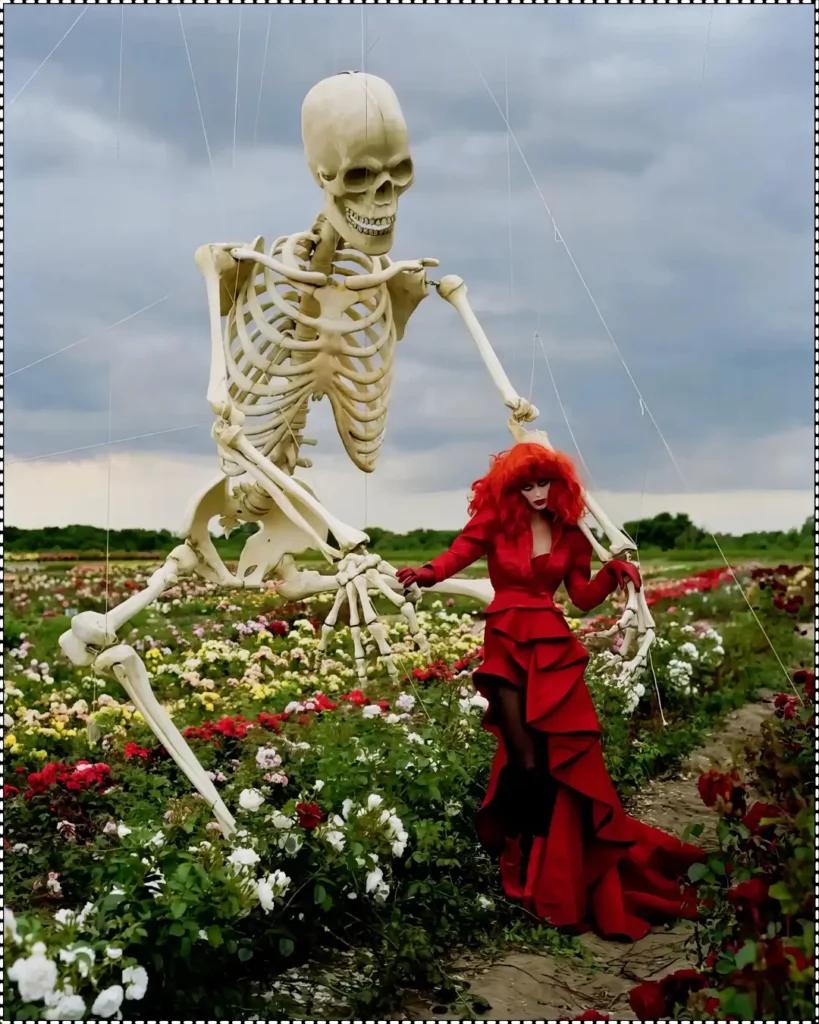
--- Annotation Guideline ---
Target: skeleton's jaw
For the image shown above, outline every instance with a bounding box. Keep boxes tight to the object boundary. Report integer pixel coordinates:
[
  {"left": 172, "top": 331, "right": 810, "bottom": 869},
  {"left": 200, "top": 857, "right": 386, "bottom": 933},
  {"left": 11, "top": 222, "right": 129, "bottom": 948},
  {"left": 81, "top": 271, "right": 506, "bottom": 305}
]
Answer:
[{"left": 323, "top": 195, "right": 395, "bottom": 256}]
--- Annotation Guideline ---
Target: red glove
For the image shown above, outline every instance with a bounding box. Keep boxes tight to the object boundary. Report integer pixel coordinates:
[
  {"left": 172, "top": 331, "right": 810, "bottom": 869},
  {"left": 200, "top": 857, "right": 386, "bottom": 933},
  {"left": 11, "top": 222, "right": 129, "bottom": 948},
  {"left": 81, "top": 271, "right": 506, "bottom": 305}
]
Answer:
[
  {"left": 605, "top": 560, "right": 642, "bottom": 591},
  {"left": 396, "top": 565, "right": 437, "bottom": 589}
]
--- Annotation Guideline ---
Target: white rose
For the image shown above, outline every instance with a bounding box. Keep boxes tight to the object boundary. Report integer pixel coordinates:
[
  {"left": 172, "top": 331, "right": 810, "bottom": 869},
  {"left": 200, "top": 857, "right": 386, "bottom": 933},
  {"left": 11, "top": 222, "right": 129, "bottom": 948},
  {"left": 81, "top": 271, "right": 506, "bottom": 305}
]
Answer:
[
  {"left": 366, "top": 793, "right": 384, "bottom": 810},
  {"left": 362, "top": 704, "right": 383, "bottom": 719},
  {"left": 239, "top": 788, "right": 266, "bottom": 812},
  {"left": 256, "top": 877, "right": 275, "bottom": 913},
  {"left": 365, "top": 866, "right": 384, "bottom": 893},
  {"left": 324, "top": 829, "right": 346, "bottom": 852},
  {"left": 8, "top": 951, "right": 58, "bottom": 1002},
  {"left": 92, "top": 984, "right": 125, "bottom": 1017},
  {"left": 49, "top": 993, "right": 86, "bottom": 1017},
  {"left": 106, "top": 947, "right": 123, "bottom": 959},
  {"left": 227, "top": 847, "right": 260, "bottom": 872},
  {"left": 122, "top": 964, "right": 149, "bottom": 1000}
]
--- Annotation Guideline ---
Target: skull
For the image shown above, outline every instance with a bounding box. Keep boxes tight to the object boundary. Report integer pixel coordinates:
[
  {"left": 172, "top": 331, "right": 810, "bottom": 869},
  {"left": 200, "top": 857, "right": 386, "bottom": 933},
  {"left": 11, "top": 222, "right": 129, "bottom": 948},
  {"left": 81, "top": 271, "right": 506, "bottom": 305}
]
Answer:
[{"left": 302, "top": 72, "right": 414, "bottom": 256}]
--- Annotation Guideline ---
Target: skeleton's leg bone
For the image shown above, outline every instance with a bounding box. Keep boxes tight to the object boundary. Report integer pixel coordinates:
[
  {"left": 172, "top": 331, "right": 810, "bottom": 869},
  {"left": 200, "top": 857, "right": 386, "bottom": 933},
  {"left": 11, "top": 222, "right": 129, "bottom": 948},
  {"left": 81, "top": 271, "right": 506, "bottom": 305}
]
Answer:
[
  {"left": 59, "top": 544, "right": 201, "bottom": 668},
  {"left": 317, "top": 587, "right": 347, "bottom": 658},
  {"left": 95, "top": 645, "right": 236, "bottom": 836}
]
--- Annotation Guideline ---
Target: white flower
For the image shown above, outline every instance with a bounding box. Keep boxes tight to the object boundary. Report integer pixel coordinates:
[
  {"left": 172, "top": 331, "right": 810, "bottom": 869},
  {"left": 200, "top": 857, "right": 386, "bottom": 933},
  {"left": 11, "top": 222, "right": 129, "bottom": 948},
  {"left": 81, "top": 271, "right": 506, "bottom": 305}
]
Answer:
[
  {"left": 239, "top": 788, "right": 266, "bottom": 812},
  {"left": 4, "top": 906, "right": 20, "bottom": 944},
  {"left": 270, "top": 810, "right": 295, "bottom": 829},
  {"left": 366, "top": 793, "right": 384, "bottom": 810},
  {"left": 122, "top": 964, "right": 149, "bottom": 1000},
  {"left": 279, "top": 834, "right": 302, "bottom": 856},
  {"left": 228, "top": 847, "right": 260, "bottom": 872},
  {"left": 406, "top": 731, "right": 424, "bottom": 745},
  {"left": 256, "top": 876, "right": 275, "bottom": 913},
  {"left": 268, "top": 869, "right": 291, "bottom": 897},
  {"left": 11, "top": 842, "right": 31, "bottom": 854},
  {"left": 8, "top": 951, "right": 58, "bottom": 1002},
  {"left": 365, "top": 866, "right": 384, "bottom": 893},
  {"left": 116, "top": 822, "right": 132, "bottom": 838},
  {"left": 324, "top": 829, "right": 346, "bottom": 852},
  {"left": 396, "top": 692, "right": 416, "bottom": 712},
  {"left": 392, "top": 839, "right": 407, "bottom": 857},
  {"left": 148, "top": 830, "right": 165, "bottom": 848},
  {"left": 341, "top": 798, "right": 354, "bottom": 819},
  {"left": 477, "top": 895, "right": 494, "bottom": 909},
  {"left": 362, "top": 704, "right": 382, "bottom": 719},
  {"left": 314, "top": 779, "right": 325, "bottom": 791},
  {"left": 679, "top": 641, "right": 699, "bottom": 660},
  {"left": 255, "top": 746, "right": 282, "bottom": 770},
  {"left": 106, "top": 947, "right": 123, "bottom": 959},
  {"left": 385, "top": 713, "right": 406, "bottom": 725},
  {"left": 48, "top": 992, "right": 86, "bottom": 1017},
  {"left": 92, "top": 984, "right": 125, "bottom": 1017},
  {"left": 46, "top": 873, "right": 63, "bottom": 895}
]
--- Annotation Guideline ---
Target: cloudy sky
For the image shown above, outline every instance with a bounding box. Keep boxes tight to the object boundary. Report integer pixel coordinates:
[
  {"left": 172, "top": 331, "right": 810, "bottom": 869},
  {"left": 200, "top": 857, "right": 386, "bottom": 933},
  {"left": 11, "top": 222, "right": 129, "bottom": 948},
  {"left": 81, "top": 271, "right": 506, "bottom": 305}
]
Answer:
[{"left": 6, "top": 2, "right": 814, "bottom": 538}]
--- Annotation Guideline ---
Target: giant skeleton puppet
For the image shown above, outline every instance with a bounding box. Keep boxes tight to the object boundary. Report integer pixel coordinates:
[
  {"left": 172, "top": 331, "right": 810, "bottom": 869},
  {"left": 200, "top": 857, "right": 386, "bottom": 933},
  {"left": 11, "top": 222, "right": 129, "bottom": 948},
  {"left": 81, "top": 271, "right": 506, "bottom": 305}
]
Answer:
[{"left": 59, "top": 72, "right": 655, "bottom": 836}]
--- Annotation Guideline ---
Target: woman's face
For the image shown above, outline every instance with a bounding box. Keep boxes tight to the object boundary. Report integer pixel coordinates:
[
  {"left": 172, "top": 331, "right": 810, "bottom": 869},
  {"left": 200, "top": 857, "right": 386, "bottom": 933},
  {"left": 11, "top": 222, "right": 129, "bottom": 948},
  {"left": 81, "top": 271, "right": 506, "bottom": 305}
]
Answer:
[{"left": 520, "top": 478, "right": 551, "bottom": 511}]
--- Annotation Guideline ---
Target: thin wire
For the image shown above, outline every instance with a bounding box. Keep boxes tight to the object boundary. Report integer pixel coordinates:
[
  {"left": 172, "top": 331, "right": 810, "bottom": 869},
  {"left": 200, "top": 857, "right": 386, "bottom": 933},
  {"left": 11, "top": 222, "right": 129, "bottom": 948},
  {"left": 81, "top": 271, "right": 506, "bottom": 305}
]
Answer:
[
  {"left": 464, "top": 44, "right": 798, "bottom": 693},
  {"left": 105, "top": 3, "right": 126, "bottom": 640},
  {"left": 10, "top": 424, "right": 207, "bottom": 465},
  {"left": 7, "top": 294, "right": 174, "bottom": 377},
  {"left": 534, "top": 332, "right": 595, "bottom": 486},
  {"left": 232, "top": 8, "right": 242, "bottom": 170},
  {"left": 9, "top": 8, "right": 87, "bottom": 107},
  {"left": 252, "top": 9, "right": 274, "bottom": 150},
  {"left": 178, "top": 7, "right": 214, "bottom": 174},
  {"left": 701, "top": 8, "right": 715, "bottom": 83},
  {"left": 527, "top": 331, "right": 537, "bottom": 405}
]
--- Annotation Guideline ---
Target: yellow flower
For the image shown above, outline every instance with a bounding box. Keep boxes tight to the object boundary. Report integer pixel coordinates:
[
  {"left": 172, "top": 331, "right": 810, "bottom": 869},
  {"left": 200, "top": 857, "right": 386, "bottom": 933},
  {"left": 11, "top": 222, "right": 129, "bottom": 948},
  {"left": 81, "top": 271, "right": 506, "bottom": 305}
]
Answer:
[
  {"left": 133, "top": 711, "right": 144, "bottom": 723},
  {"left": 204, "top": 702, "right": 214, "bottom": 712},
  {"left": 145, "top": 648, "right": 163, "bottom": 661},
  {"left": 11, "top": 744, "right": 23, "bottom": 755},
  {"left": 4, "top": 734, "right": 17, "bottom": 748},
  {"left": 33, "top": 749, "right": 48, "bottom": 760}
]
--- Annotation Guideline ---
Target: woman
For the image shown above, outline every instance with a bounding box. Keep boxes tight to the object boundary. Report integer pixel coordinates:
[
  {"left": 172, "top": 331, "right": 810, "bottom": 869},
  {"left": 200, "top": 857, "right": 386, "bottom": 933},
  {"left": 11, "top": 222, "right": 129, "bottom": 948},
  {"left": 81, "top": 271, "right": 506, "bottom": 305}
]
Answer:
[{"left": 397, "top": 441, "right": 703, "bottom": 942}]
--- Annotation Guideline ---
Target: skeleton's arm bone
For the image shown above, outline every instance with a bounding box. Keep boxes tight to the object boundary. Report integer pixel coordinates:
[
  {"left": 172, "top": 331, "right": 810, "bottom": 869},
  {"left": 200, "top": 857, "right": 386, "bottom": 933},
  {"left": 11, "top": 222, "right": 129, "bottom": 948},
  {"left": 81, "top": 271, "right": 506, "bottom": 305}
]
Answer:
[{"left": 436, "top": 275, "right": 539, "bottom": 417}]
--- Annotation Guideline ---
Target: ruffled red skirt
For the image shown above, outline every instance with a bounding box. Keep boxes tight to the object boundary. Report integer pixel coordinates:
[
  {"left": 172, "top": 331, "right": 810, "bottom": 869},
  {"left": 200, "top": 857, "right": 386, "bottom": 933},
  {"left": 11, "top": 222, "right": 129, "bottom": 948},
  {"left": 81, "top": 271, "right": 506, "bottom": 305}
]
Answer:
[{"left": 472, "top": 605, "right": 704, "bottom": 942}]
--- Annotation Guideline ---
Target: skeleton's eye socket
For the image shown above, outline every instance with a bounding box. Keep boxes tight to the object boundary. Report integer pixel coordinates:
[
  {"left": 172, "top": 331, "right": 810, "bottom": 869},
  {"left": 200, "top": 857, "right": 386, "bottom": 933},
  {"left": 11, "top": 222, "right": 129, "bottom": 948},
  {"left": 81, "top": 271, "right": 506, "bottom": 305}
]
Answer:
[
  {"left": 390, "top": 158, "right": 414, "bottom": 186},
  {"left": 342, "top": 166, "right": 374, "bottom": 191}
]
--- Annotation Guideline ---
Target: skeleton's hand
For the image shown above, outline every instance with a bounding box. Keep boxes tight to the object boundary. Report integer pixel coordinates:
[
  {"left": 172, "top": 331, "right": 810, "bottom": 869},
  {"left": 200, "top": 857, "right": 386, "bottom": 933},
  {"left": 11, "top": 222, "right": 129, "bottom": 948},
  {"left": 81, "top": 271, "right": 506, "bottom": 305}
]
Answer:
[
  {"left": 303, "top": 553, "right": 430, "bottom": 682},
  {"left": 505, "top": 395, "right": 539, "bottom": 423},
  {"left": 588, "top": 568, "right": 656, "bottom": 686}
]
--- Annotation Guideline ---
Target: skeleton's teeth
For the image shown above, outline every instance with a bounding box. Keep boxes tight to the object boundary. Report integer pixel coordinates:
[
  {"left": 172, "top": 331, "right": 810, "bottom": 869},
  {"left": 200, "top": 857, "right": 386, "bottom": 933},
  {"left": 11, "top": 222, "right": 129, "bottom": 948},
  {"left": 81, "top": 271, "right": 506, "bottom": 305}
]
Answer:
[{"left": 344, "top": 209, "right": 394, "bottom": 235}]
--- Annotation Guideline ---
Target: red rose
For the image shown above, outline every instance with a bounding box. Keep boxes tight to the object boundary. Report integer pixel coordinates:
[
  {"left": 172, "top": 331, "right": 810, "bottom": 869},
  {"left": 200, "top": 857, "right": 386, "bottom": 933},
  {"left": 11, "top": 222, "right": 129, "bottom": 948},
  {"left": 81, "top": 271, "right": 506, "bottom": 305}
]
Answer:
[
  {"left": 793, "top": 668, "right": 815, "bottom": 700},
  {"left": 296, "top": 801, "right": 323, "bottom": 829},
  {"left": 741, "top": 802, "right": 783, "bottom": 836},
  {"left": 268, "top": 619, "right": 289, "bottom": 636},
  {"left": 727, "top": 877, "right": 769, "bottom": 907},
  {"left": 629, "top": 979, "right": 666, "bottom": 1018},
  {"left": 4, "top": 785, "right": 20, "bottom": 799},
  {"left": 124, "top": 742, "right": 149, "bottom": 760},
  {"left": 697, "top": 769, "right": 746, "bottom": 816},
  {"left": 774, "top": 693, "right": 799, "bottom": 720},
  {"left": 341, "top": 689, "right": 369, "bottom": 706}
]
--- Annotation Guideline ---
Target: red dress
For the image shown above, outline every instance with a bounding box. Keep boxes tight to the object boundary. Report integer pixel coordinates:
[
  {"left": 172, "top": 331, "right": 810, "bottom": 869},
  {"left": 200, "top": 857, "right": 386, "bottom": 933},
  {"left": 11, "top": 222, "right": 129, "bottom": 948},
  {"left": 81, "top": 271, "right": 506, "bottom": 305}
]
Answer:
[{"left": 426, "top": 506, "right": 703, "bottom": 942}]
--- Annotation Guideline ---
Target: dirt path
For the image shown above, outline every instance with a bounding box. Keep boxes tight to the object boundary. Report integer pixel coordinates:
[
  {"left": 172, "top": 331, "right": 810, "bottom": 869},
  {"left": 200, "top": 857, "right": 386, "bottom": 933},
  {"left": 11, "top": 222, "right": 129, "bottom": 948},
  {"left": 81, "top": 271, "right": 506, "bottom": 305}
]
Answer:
[{"left": 398, "top": 692, "right": 780, "bottom": 1021}]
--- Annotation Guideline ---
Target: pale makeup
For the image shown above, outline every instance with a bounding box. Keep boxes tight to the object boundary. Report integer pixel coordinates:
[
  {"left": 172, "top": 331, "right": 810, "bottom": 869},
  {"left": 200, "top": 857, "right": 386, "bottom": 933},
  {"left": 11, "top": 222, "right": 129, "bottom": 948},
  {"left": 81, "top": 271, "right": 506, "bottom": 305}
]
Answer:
[{"left": 520, "top": 478, "right": 552, "bottom": 511}]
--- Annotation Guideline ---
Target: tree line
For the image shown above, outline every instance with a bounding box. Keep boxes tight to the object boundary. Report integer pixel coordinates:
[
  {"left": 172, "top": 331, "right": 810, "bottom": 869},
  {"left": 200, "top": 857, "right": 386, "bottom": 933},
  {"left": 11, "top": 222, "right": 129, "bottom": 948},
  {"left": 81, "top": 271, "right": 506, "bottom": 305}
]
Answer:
[{"left": 4, "top": 513, "right": 813, "bottom": 557}]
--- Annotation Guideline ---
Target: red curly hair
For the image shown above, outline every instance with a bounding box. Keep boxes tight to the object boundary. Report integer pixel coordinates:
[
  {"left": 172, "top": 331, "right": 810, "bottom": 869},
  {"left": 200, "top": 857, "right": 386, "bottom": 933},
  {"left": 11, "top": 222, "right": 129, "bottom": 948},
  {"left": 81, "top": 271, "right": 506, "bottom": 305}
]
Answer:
[{"left": 468, "top": 442, "right": 586, "bottom": 538}]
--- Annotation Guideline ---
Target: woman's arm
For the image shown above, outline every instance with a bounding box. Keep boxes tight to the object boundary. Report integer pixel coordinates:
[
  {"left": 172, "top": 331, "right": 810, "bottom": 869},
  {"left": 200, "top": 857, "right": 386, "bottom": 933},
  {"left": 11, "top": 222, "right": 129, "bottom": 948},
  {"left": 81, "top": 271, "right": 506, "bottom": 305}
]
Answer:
[
  {"left": 563, "top": 529, "right": 642, "bottom": 613},
  {"left": 397, "top": 508, "right": 495, "bottom": 587}
]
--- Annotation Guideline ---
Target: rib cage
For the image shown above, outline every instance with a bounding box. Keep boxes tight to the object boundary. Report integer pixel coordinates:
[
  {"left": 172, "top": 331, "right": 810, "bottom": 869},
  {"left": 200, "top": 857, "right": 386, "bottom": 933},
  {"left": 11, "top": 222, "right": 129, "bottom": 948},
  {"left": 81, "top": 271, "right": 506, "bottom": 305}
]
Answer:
[{"left": 224, "top": 233, "right": 397, "bottom": 473}]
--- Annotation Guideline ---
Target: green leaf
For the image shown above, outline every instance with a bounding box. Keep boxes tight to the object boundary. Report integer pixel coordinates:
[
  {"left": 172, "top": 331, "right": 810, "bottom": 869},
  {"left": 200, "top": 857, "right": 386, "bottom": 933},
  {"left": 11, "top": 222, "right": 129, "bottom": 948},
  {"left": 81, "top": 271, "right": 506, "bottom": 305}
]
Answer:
[
  {"left": 687, "top": 862, "right": 709, "bottom": 882},
  {"left": 715, "top": 957, "right": 736, "bottom": 975},
  {"left": 237, "top": 947, "right": 253, "bottom": 962},
  {"left": 707, "top": 857, "right": 727, "bottom": 876},
  {"left": 768, "top": 881, "right": 792, "bottom": 902},
  {"left": 734, "top": 940, "right": 758, "bottom": 969},
  {"left": 279, "top": 937, "right": 295, "bottom": 957},
  {"left": 169, "top": 922, "right": 186, "bottom": 937},
  {"left": 314, "top": 883, "right": 327, "bottom": 904},
  {"left": 207, "top": 925, "right": 223, "bottom": 947},
  {"left": 170, "top": 900, "right": 187, "bottom": 919}
]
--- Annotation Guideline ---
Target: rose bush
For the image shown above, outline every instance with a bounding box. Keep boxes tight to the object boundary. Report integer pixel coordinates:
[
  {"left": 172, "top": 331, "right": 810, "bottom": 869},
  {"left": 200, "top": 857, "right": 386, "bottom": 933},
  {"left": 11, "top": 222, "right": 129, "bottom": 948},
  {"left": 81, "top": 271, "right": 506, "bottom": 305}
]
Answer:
[{"left": 3, "top": 559, "right": 809, "bottom": 1016}]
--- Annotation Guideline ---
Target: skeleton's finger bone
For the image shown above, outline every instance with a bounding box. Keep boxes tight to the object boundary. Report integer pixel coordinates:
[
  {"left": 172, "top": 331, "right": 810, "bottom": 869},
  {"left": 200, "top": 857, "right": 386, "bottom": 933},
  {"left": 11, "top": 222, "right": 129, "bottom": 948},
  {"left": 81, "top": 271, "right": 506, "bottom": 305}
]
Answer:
[{"left": 318, "top": 587, "right": 348, "bottom": 654}]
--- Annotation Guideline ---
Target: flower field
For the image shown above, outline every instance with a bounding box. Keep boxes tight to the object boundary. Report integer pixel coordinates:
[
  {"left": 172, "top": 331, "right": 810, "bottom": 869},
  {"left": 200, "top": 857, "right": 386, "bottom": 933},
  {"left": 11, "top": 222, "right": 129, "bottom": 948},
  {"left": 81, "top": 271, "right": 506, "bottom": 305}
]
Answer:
[{"left": 2, "top": 558, "right": 813, "bottom": 1018}]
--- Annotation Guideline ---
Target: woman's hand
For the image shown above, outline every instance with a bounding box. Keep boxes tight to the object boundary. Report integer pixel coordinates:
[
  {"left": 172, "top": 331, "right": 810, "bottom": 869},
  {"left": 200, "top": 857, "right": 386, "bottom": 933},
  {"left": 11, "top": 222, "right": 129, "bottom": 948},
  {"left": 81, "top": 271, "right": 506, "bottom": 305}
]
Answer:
[
  {"left": 396, "top": 565, "right": 437, "bottom": 589},
  {"left": 605, "top": 560, "right": 642, "bottom": 592}
]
